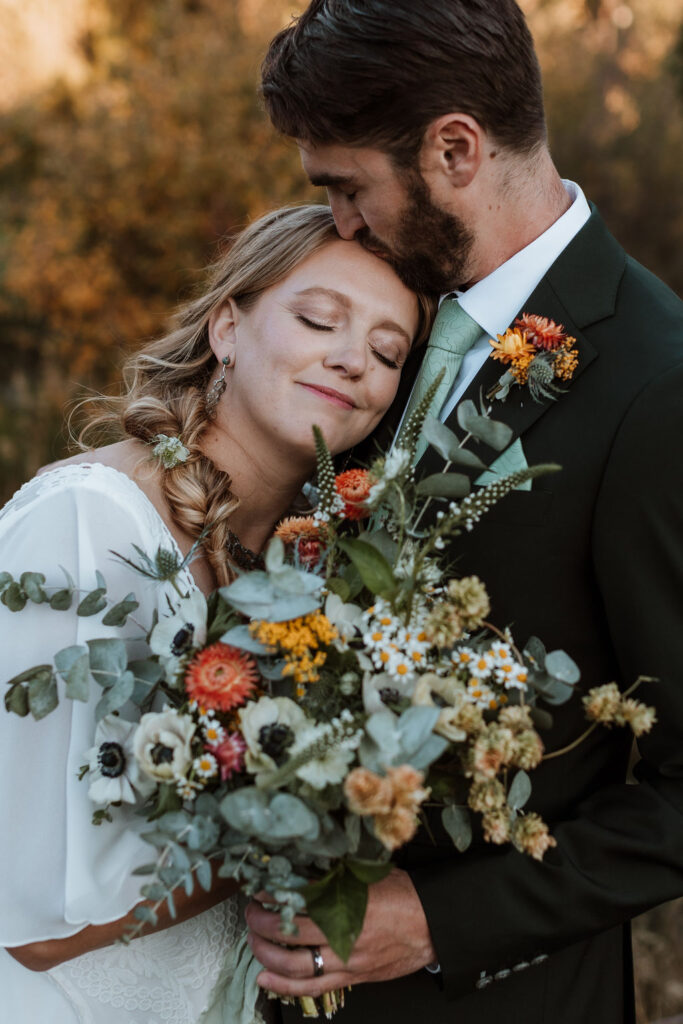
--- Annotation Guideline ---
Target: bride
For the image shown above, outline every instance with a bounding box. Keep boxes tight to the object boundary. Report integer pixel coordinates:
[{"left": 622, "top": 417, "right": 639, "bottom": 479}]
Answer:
[{"left": 0, "top": 204, "right": 431, "bottom": 1024}]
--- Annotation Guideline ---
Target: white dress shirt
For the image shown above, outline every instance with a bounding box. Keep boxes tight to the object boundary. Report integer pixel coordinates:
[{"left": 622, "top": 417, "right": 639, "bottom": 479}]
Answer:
[{"left": 437, "top": 180, "right": 591, "bottom": 420}]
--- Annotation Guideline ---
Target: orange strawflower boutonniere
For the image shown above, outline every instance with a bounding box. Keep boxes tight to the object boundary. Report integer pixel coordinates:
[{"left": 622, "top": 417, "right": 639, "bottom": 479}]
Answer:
[{"left": 487, "top": 313, "right": 578, "bottom": 402}]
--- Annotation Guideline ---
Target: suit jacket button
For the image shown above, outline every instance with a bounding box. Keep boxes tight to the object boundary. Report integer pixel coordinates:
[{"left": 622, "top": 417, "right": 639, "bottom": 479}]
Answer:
[
  {"left": 513, "top": 961, "right": 530, "bottom": 972},
  {"left": 494, "top": 969, "right": 511, "bottom": 981},
  {"left": 531, "top": 954, "right": 548, "bottom": 966},
  {"left": 476, "top": 973, "right": 493, "bottom": 989}
]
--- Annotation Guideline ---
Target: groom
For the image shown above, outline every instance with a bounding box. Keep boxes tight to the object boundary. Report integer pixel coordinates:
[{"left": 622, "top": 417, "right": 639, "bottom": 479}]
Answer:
[{"left": 246, "top": 2, "right": 683, "bottom": 1021}]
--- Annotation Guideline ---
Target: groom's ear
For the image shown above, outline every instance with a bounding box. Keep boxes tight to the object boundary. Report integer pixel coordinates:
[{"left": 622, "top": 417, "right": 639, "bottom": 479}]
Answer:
[
  {"left": 208, "top": 299, "right": 239, "bottom": 364},
  {"left": 421, "top": 113, "right": 483, "bottom": 189}
]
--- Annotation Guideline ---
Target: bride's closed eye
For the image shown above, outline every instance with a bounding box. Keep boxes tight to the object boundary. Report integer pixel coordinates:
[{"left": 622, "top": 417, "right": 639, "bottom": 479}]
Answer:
[{"left": 296, "top": 313, "right": 335, "bottom": 332}]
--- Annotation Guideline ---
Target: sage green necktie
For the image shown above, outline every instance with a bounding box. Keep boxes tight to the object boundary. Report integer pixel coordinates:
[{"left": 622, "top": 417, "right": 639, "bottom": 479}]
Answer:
[{"left": 404, "top": 297, "right": 483, "bottom": 462}]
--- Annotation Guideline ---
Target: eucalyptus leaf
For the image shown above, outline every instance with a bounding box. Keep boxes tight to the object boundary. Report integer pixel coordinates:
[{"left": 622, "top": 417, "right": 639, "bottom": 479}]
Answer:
[
  {"left": 421, "top": 416, "right": 464, "bottom": 462},
  {"left": 336, "top": 538, "right": 396, "bottom": 599},
  {"left": 102, "top": 593, "right": 140, "bottom": 627},
  {"left": 357, "top": 529, "right": 399, "bottom": 565},
  {"left": 2, "top": 582, "right": 27, "bottom": 611},
  {"left": 409, "top": 732, "right": 449, "bottom": 771},
  {"left": 0, "top": 571, "right": 12, "bottom": 593},
  {"left": 27, "top": 670, "right": 58, "bottom": 719},
  {"left": 55, "top": 644, "right": 91, "bottom": 702},
  {"left": 169, "top": 842, "right": 191, "bottom": 872},
  {"left": 196, "top": 857, "right": 213, "bottom": 892},
  {"left": 524, "top": 636, "right": 547, "bottom": 672},
  {"left": 50, "top": 588, "right": 74, "bottom": 611},
  {"left": 95, "top": 670, "right": 135, "bottom": 720},
  {"left": 508, "top": 769, "right": 532, "bottom": 811},
  {"left": 133, "top": 905, "right": 158, "bottom": 925},
  {"left": 304, "top": 865, "right": 367, "bottom": 963},
  {"left": 140, "top": 882, "right": 168, "bottom": 902},
  {"left": 77, "top": 587, "right": 107, "bottom": 617},
  {"left": 87, "top": 638, "right": 128, "bottom": 682},
  {"left": 415, "top": 472, "right": 471, "bottom": 499},
  {"left": 265, "top": 536, "right": 285, "bottom": 573},
  {"left": 442, "top": 804, "right": 472, "bottom": 852},
  {"left": 220, "top": 624, "right": 272, "bottom": 655},
  {"left": 396, "top": 706, "right": 441, "bottom": 760},
  {"left": 456, "top": 401, "right": 514, "bottom": 451},
  {"left": 129, "top": 659, "right": 165, "bottom": 685},
  {"left": 20, "top": 572, "right": 47, "bottom": 604},
  {"left": 5, "top": 664, "right": 53, "bottom": 687},
  {"left": 530, "top": 706, "right": 554, "bottom": 731},
  {"left": 533, "top": 675, "right": 574, "bottom": 706},
  {"left": 5, "top": 684, "right": 29, "bottom": 717},
  {"left": 545, "top": 650, "right": 581, "bottom": 685}
]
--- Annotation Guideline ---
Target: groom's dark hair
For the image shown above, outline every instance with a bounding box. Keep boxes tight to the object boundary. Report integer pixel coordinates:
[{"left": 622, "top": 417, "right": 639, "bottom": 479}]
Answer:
[{"left": 261, "top": 0, "right": 546, "bottom": 167}]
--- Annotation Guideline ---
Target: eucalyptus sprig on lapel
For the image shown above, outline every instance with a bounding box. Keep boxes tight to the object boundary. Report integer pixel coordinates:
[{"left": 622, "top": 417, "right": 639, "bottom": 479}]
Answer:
[{"left": 486, "top": 313, "right": 579, "bottom": 402}]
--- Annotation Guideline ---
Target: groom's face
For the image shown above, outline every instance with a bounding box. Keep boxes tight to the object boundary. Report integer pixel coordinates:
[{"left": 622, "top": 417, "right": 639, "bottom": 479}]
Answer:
[{"left": 299, "top": 142, "right": 474, "bottom": 294}]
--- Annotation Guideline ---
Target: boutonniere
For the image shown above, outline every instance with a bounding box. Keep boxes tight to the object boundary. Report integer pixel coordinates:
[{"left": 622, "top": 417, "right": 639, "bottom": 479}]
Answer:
[{"left": 486, "top": 313, "right": 578, "bottom": 402}]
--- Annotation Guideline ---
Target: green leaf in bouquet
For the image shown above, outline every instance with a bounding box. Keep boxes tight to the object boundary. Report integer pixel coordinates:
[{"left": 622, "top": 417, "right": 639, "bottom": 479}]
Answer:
[
  {"left": 410, "top": 733, "right": 450, "bottom": 771},
  {"left": 5, "top": 664, "right": 53, "bottom": 687},
  {"left": 442, "top": 804, "right": 472, "bottom": 852},
  {"left": 27, "top": 669, "right": 58, "bottom": 719},
  {"left": 415, "top": 472, "right": 471, "bottom": 499},
  {"left": 340, "top": 562, "right": 363, "bottom": 600},
  {"left": 508, "top": 769, "right": 532, "bottom": 811},
  {"left": 140, "top": 882, "right": 168, "bottom": 902},
  {"left": 269, "top": 595, "right": 323, "bottom": 623},
  {"left": 326, "top": 576, "right": 351, "bottom": 603},
  {"left": 220, "top": 624, "right": 272, "bottom": 655},
  {"left": 345, "top": 813, "right": 361, "bottom": 854},
  {"left": 357, "top": 529, "right": 399, "bottom": 566},
  {"left": 337, "top": 538, "right": 396, "bottom": 599},
  {"left": 545, "top": 650, "right": 581, "bottom": 685},
  {"left": 257, "top": 658, "right": 287, "bottom": 681},
  {"left": 5, "top": 683, "right": 29, "bottom": 717},
  {"left": 304, "top": 863, "right": 367, "bottom": 963},
  {"left": 360, "top": 712, "right": 401, "bottom": 772},
  {"left": 456, "top": 400, "right": 514, "bottom": 451},
  {"left": 530, "top": 706, "right": 554, "bottom": 731},
  {"left": 55, "top": 645, "right": 91, "bottom": 702},
  {"left": 183, "top": 871, "right": 195, "bottom": 896},
  {"left": 532, "top": 675, "right": 575, "bottom": 706},
  {"left": 131, "top": 863, "right": 157, "bottom": 876},
  {"left": 185, "top": 816, "right": 220, "bottom": 851},
  {"left": 102, "top": 593, "right": 140, "bottom": 627},
  {"left": 346, "top": 858, "right": 392, "bottom": 885},
  {"left": 2, "top": 582, "right": 27, "bottom": 612},
  {"left": 0, "top": 571, "right": 13, "bottom": 594},
  {"left": 156, "top": 810, "right": 191, "bottom": 832},
  {"left": 77, "top": 584, "right": 108, "bottom": 617},
  {"left": 95, "top": 670, "right": 135, "bottom": 721},
  {"left": 87, "top": 638, "right": 128, "bottom": 682},
  {"left": 168, "top": 842, "right": 191, "bottom": 872},
  {"left": 20, "top": 572, "right": 47, "bottom": 604}
]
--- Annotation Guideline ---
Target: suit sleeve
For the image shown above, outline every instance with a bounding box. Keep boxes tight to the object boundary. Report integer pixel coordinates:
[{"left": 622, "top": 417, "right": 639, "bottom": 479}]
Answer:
[{"left": 408, "top": 362, "right": 683, "bottom": 997}]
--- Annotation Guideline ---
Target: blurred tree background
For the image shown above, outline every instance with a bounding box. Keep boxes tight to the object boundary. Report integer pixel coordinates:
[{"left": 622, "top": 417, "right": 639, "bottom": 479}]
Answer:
[{"left": 0, "top": 1, "right": 681, "bottom": 1016}]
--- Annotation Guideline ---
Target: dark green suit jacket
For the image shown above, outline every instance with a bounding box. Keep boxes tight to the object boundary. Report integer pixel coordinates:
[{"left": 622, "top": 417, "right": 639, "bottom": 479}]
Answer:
[{"left": 282, "top": 208, "right": 683, "bottom": 1024}]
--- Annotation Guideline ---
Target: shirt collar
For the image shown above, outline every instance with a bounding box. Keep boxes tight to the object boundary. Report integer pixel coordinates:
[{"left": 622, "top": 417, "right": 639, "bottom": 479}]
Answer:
[{"left": 449, "top": 180, "right": 591, "bottom": 338}]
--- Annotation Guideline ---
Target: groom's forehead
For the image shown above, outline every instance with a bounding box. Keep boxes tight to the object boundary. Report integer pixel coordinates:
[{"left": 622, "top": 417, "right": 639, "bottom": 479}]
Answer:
[{"left": 298, "top": 141, "right": 395, "bottom": 187}]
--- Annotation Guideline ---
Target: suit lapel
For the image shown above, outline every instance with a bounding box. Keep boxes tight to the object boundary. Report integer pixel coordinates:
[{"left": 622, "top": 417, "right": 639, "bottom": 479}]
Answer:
[{"left": 419, "top": 208, "right": 625, "bottom": 480}]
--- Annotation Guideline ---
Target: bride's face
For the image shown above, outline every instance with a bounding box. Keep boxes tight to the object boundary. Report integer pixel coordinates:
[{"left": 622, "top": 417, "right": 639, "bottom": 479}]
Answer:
[{"left": 215, "top": 238, "right": 419, "bottom": 461}]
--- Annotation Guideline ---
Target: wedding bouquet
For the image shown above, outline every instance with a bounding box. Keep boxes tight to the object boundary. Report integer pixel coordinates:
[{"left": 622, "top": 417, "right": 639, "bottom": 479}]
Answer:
[{"left": 2, "top": 377, "right": 655, "bottom": 1020}]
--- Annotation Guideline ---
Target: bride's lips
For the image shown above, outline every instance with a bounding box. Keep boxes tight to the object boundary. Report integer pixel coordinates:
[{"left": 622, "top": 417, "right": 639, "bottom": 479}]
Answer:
[{"left": 298, "top": 383, "right": 357, "bottom": 409}]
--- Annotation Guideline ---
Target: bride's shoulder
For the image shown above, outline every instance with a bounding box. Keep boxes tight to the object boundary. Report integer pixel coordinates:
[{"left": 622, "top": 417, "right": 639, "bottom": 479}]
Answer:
[{"left": 3, "top": 441, "right": 161, "bottom": 523}]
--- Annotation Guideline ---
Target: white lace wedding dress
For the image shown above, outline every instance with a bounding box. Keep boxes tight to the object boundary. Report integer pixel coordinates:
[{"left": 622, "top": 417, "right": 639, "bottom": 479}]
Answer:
[{"left": 0, "top": 464, "right": 242, "bottom": 1024}]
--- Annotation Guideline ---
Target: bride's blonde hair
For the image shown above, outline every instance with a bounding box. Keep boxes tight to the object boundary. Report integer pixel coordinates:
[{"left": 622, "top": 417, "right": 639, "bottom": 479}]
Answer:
[{"left": 82, "top": 205, "right": 433, "bottom": 584}]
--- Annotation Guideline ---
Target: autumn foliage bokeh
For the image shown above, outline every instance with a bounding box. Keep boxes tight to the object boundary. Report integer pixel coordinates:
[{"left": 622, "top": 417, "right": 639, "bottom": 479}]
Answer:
[{"left": 1, "top": 0, "right": 682, "bottom": 503}]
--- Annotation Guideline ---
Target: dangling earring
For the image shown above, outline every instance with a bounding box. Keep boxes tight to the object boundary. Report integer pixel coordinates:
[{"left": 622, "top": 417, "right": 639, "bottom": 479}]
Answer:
[{"left": 205, "top": 355, "right": 232, "bottom": 418}]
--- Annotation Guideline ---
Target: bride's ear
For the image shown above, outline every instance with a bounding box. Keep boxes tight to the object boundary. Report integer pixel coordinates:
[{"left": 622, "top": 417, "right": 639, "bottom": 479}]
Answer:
[{"left": 208, "top": 299, "right": 239, "bottom": 365}]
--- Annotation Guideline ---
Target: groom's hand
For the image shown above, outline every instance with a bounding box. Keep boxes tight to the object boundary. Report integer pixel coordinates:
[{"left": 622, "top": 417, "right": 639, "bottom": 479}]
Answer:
[{"left": 245, "top": 867, "right": 437, "bottom": 998}]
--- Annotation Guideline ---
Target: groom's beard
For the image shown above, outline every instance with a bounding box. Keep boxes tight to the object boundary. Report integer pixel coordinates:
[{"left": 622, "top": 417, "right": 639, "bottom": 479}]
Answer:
[{"left": 358, "top": 169, "right": 475, "bottom": 294}]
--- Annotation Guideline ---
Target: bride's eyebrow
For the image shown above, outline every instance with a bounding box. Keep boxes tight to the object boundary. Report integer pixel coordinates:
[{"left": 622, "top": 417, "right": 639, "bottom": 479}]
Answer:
[{"left": 293, "top": 287, "right": 350, "bottom": 308}]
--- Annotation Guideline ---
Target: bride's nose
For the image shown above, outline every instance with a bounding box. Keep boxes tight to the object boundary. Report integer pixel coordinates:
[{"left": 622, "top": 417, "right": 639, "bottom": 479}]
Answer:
[{"left": 322, "top": 332, "right": 367, "bottom": 378}]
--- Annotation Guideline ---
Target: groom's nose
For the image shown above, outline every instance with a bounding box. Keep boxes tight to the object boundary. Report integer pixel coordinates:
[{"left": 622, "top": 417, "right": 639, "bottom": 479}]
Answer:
[{"left": 327, "top": 192, "right": 367, "bottom": 239}]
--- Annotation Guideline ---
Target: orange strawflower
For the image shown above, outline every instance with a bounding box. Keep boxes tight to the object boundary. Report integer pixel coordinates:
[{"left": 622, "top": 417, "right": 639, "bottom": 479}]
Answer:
[
  {"left": 185, "top": 643, "right": 259, "bottom": 712},
  {"left": 274, "top": 515, "right": 323, "bottom": 566},
  {"left": 515, "top": 313, "right": 567, "bottom": 351},
  {"left": 489, "top": 328, "right": 536, "bottom": 365},
  {"left": 335, "top": 468, "right": 372, "bottom": 520}
]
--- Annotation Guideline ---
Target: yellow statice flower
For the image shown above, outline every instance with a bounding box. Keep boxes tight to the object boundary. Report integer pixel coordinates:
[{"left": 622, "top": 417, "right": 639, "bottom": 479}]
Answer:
[{"left": 250, "top": 612, "right": 338, "bottom": 695}]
